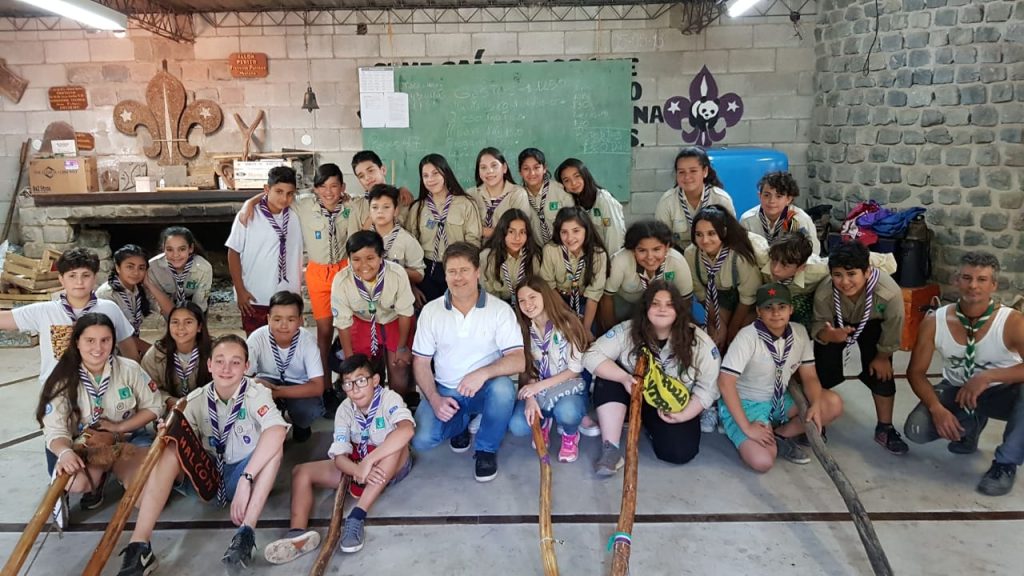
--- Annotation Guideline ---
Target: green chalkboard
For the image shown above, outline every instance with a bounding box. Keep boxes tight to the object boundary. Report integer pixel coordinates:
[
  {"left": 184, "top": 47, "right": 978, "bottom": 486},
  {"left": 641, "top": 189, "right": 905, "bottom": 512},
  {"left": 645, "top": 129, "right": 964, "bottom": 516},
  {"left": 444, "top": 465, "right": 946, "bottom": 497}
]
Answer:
[{"left": 362, "top": 60, "right": 633, "bottom": 201}]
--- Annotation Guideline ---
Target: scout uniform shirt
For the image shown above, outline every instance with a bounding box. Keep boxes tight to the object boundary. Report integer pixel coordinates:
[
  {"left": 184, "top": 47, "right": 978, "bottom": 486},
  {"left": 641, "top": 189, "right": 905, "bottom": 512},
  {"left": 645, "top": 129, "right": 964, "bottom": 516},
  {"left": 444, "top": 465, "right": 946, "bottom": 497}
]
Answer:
[
  {"left": 539, "top": 244, "right": 608, "bottom": 304},
  {"left": 348, "top": 194, "right": 411, "bottom": 238},
  {"left": 291, "top": 192, "right": 354, "bottom": 265},
  {"left": 479, "top": 248, "right": 540, "bottom": 304},
  {"left": 759, "top": 253, "right": 897, "bottom": 297},
  {"left": 374, "top": 224, "right": 426, "bottom": 275},
  {"left": 96, "top": 281, "right": 158, "bottom": 335},
  {"left": 654, "top": 185, "right": 735, "bottom": 249},
  {"left": 327, "top": 387, "right": 414, "bottom": 458},
  {"left": 582, "top": 320, "right": 721, "bottom": 410},
  {"left": 811, "top": 269, "right": 905, "bottom": 355},
  {"left": 184, "top": 379, "right": 290, "bottom": 465},
  {"left": 605, "top": 248, "right": 694, "bottom": 303},
  {"left": 582, "top": 189, "right": 626, "bottom": 254},
  {"left": 740, "top": 204, "right": 822, "bottom": 256},
  {"left": 331, "top": 260, "right": 416, "bottom": 330},
  {"left": 406, "top": 195, "right": 483, "bottom": 260},
  {"left": 684, "top": 245, "right": 762, "bottom": 309},
  {"left": 147, "top": 254, "right": 214, "bottom": 312},
  {"left": 141, "top": 341, "right": 204, "bottom": 401},
  {"left": 721, "top": 322, "right": 815, "bottom": 402},
  {"left": 525, "top": 179, "right": 574, "bottom": 244},
  {"left": 466, "top": 181, "right": 533, "bottom": 231},
  {"left": 41, "top": 357, "right": 163, "bottom": 450}
]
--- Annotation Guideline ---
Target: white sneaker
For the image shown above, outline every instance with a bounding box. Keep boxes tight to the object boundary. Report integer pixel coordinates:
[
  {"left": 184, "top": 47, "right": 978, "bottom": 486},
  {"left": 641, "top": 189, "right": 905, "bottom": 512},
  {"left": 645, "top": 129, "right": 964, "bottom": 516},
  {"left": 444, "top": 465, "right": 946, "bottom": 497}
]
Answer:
[
  {"left": 578, "top": 414, "right": 601, "bottom": 437},
  {"left": 700, "top": 406, "right": 719, "bottom": 433},
  {"left": 264, "top": 530, "right": 320, "bottom": 564},
  {"left": 467, "top": 414, "right": 483, "bottom": 434}
]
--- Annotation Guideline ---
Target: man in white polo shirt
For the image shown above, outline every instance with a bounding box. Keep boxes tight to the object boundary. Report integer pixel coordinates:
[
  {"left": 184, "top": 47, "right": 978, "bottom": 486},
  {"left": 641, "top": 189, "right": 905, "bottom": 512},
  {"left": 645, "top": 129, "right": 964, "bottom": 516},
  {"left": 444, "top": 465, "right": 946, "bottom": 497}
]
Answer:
[{"left": 411, "top": 242, "right": 525, "bottom": 482}]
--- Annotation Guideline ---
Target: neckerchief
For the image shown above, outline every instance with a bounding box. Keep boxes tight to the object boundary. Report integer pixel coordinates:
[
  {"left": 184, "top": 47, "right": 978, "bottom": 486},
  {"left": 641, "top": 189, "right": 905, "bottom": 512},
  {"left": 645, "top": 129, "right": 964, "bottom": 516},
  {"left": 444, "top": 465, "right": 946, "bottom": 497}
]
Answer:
[
  {"left": 955, "top": 300, "right": 997, "bottom": 377},
  {"left": 354, "top": 264, "right": 387, "bottom": 358},
  {"left": 530, "top": 321, "right": 555, "bottom": 379},
  {"left": 270, "top": 330, "right": 301, "bottom": 383},
  {"left": 316, "top": 198, "right": 344, "bottom": 264},
  {"left": 59, "top": 292, "right": 98, "bottom": 323},
  {"left": 758, "top": 206, "right": 791, "bottom": 242},
  {"left": 353, "top": 385, "right": 384, "bottom": 459},
  {"left": 501, "top": 252, "right": 526, "bottom": 306},
  {"left": 78, "top": 357, "right": 113, "bottom": 426},
  {"left": 110, "top": 277, "right": 143, "bottom": 336},
  {"left": 258, "top": 196, "right": 290, "bottom": 283},
  {"left": 637, "top": 260, "right": 666, "bottom": 292},
  {"left": 207, "top": 378, "right": 248, "bottom": 506},
  {"left": 173, "top": 347, "right": 200, "bottom": 397},
  {"left": 699, "top": 248, "right": 730, "bottom": 333},
  {"left": 753, "top": 319, "right": 795, "bottom": 424},
  {"left": 833, "top": 268, "right": 880, "bottom": 366},
  {"left": 170, "top": 256, "right": 194, "bottom": 307},
  {"left": 678, "top": 184, "right": 711, "bottom": 228},
  {"left": 425, "top": 192, "right": 453, "bottom": 262},
  {"left": 560, "top": 245, "right": 586, "bottom": 317},
  {"left": 375, "top": 223, "right": 402, "bottom": 263},
  {"left": 484, "top": 186, "right": 510, "bottom": 228},
  {"left": 527, "top": 180, "right": 552, "bottom": 243}
]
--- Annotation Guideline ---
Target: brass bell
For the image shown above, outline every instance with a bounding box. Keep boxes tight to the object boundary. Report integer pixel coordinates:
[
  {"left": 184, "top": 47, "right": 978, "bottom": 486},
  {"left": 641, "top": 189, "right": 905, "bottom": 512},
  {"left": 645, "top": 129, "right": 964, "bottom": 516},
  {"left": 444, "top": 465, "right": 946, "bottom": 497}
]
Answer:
[{"left": 301, "top": 84, "right": 319, "bottom": 112}]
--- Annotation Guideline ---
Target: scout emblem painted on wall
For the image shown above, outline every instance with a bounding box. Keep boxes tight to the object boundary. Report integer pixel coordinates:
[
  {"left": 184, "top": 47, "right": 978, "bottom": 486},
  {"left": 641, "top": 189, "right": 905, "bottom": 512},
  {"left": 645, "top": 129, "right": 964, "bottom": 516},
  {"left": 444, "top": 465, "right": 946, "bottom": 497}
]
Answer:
[{"left": 663, "top": 66, "right": 744, "bottom": 147}]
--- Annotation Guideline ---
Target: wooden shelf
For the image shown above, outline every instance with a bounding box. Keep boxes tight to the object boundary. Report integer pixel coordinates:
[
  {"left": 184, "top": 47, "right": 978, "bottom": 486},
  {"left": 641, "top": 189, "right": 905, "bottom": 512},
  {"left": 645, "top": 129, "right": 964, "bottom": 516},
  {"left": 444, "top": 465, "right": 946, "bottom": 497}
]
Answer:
[{"left": 32, "top": 190, "right": 264, "bottom": 206}]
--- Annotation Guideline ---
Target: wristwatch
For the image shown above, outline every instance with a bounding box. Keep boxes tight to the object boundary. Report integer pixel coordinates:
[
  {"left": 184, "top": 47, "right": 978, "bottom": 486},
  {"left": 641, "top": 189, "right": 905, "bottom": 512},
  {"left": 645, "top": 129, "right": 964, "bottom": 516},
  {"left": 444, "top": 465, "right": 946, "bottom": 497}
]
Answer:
[{"left": 241, "top": 472, "right": 255, "bottom": 483}]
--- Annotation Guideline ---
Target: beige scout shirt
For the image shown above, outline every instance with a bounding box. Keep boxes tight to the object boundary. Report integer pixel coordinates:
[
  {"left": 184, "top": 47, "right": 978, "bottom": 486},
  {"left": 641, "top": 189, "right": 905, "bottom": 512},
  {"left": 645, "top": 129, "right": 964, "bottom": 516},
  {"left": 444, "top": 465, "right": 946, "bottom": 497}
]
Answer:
[
  {"left": 524, "top": 180, "right": 574, "bottom": 244},
  {"left": 582, "top": 189, "right": 626, "bottom": 254},
  {"left": 327, "top": 388, "right": 414, "bottom": 458},
  {"left": 740, "top": 205, "right": 821, "bottom": 255},
  {"left": 467, "top": 181, "right": 533, "bottom": 230},
  {"left": 331, "top": 260, "right": 416, "bottom": 330},
  {"left": 582, "top": 320, "right": 721, "bottom": 410},
  {"left": 183, "top": 379, "right": 290, "bottom": 465},
  {"left": 654, "top": 185, "right": 735, "bottom": 249},
  {"left": 291, "top": 193, "right": 355, "bottom": 265},
  {"left": 605, "top": 248, "right": 694, "bottom": 303},
  {"left": 811, "top": 268, "right": 905, "bottom": 355},
  {"left": 348, "top": 195, "right": 411, "bottom": 237},
  {"left": 539, "top": 244, "right": 608, "bottom": 302},
  {"left": 147, "top": 254, "right": 214, "bottom": 312},
  {"left": 96, "top": 281, "right": 158, "bottom": 332},
  {"left": 684, "top": 245, "right": 762, "bottom": 306},
  {"left": 760, "top": 252, "right": 897, "bottom": 298},
  {"left": 406, "top": 195, "right": 483, "bottom": 260},
  {"left": 141, "top": 342, "right": 204, "bottom": 401},
  {"left": 42, "top": 357, "right": 163, "bottom": 450},
  {"left": 375, "top": 224, "right": 426, "bottom": 274},
  {"left": 479, "top": 248, "right": 541, "bottom": 303}
]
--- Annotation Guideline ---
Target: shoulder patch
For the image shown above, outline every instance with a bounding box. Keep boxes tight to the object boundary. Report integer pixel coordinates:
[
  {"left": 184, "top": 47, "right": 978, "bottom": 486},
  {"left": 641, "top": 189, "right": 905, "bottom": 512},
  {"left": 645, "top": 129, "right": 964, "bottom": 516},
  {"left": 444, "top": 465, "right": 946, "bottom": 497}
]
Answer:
[
  {"left": 876, "top": 303, "right": 887, "bottom": 314},
  {"left": 711, "top": 346, "right": 720, "bottom": 360},
  {"left": 665, "top": 271, "right": 675, "bottom": 281},
  {"left": 45, "top": 403, "right": 53, "bottom": 415},
  {"left": 118, "top": 387, "right": 132, "bottom": 400},
  {"left": 257, "top": 405, "right": 269, "bottom": 417},
  {"left": 388, "top": 405, "right": 398, "bottom": 415},
  {"left": 148, "top": 380, "right": 158, "bottom": 392}
]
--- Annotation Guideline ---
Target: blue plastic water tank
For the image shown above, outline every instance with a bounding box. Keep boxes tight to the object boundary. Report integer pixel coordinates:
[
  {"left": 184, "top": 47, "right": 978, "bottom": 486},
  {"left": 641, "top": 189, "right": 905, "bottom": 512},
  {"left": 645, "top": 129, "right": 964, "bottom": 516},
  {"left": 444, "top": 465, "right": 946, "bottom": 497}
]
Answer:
[{"left": 707, "top": 147, "right": 789, "bottom": 216}]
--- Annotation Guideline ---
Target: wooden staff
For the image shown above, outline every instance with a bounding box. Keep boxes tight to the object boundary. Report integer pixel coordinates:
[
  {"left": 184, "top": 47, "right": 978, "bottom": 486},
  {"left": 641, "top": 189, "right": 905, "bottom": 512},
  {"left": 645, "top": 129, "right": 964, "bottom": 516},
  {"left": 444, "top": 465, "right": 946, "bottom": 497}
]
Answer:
[
  {"left": 789, "top": 382, "right": 894, "bottom": 576},
  {"left": 81, "top": 399, "right": 186, "bottom": 576},
  {"left": 530, "top": 417, "right": 559, "bottom": 576},
  {"left": 0, "top": 473, "right": 71, "bottom": 576},
  {"left": 309, "top": 473, "right": 351, "bottom": 576},
  {"left": 610, "top": 354, "right": 648, "bottom": 576}
]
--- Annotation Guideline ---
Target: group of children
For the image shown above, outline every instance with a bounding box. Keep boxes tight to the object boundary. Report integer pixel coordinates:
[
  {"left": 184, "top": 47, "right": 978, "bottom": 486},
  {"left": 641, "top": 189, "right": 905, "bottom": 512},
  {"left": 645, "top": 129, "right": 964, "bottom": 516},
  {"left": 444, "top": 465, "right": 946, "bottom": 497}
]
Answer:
[{"left": 6, "top": 144, "right": 1022, "bottom": 575}]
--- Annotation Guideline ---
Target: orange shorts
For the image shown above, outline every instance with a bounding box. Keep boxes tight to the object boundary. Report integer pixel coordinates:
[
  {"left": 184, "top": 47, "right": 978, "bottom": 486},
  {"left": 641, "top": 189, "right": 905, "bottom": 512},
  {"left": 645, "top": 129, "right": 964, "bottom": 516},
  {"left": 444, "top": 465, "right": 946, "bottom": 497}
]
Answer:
[
  {"left": 350, "top": 316, "right": 415, "bottom": 356},
  {"left": 306, "top": 260, "right": 346, "bottom": 320}
]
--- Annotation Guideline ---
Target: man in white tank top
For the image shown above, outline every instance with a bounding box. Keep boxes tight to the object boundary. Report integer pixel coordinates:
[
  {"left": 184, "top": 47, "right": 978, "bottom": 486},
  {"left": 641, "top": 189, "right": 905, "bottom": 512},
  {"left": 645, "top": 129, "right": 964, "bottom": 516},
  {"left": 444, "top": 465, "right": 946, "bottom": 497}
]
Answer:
[{"left": 905, "top": 251, "right": 1024, "bottom": 496}]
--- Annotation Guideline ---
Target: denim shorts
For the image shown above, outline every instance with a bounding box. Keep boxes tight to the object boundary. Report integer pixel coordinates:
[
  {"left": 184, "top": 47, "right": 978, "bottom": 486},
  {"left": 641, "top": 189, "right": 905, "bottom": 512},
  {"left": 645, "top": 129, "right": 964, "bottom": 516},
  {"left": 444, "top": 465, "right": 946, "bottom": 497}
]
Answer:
[{"left": 174, "top": 453, "right": 252, "bottom": 503}]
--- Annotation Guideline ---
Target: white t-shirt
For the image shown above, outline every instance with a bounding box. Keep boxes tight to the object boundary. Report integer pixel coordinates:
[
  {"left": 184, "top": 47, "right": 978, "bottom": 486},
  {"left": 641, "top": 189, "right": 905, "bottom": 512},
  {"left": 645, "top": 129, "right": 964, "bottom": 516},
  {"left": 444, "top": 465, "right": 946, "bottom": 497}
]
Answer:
[
  {"left": 412, "top": 290, "right": 524, "bottom": 389},
  {"left": 245, "top": 326, "right": 324, "bottom": 384},
  {"left": 720, "top": 322, "right": 815, "bottom": 402},
  {"left": 224, "top": 207, "right": 304, "bottom": 306},
  {"left": 13, "top": 299, "right": 135, "bottom": 385}
]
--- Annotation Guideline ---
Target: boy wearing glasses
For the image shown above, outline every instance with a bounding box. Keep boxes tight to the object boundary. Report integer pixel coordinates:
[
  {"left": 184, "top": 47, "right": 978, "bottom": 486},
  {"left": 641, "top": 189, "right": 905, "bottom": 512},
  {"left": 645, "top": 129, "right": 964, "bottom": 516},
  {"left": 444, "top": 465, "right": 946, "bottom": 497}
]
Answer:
[{"left": 264, "top": 354, "right": 414, "bottom": 564}]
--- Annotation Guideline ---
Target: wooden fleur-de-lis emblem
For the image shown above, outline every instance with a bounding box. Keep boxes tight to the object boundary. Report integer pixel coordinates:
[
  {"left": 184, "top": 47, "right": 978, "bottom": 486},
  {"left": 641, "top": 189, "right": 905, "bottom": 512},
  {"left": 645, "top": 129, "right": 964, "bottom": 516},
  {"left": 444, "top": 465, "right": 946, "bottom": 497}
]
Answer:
[{"left": 113, "top": 60, "right": 223, "bottom": 165}]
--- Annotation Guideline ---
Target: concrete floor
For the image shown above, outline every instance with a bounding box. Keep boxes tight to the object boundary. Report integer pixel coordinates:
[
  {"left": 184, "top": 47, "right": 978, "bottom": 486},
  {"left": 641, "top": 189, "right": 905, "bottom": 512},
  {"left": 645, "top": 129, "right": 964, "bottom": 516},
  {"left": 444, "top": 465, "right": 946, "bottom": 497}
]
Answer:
[{"left": 0, "top": 330, "right": 1021, "bottom": 575}]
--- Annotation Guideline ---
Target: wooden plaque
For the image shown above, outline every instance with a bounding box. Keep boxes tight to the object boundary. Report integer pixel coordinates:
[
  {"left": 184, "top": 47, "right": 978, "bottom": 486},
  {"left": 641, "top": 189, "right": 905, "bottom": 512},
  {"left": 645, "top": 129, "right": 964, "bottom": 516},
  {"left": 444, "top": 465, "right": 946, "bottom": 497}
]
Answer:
[
  {"left": 0, "top": 58, "right": 28, "bottom": 103},
  {"left": 48, "top": 86, "right": 88, "bottom": 111},
  {"left": 75, "top": 132, "right": 95, "bottom": 151},
  {"left": 229, "top": 52, "right": 268, "bottom": 78}
]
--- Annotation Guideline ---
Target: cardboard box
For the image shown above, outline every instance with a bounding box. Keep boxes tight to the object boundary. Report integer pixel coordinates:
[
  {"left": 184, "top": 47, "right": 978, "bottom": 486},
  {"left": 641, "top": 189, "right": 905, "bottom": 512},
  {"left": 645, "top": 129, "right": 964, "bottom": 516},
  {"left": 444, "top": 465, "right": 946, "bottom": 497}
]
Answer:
[
  {"left": 29, "top": 156, "right": 99, "bottom": 194},
  {"left": 233, "top": 159, "right": 288, "bottom": 189}
]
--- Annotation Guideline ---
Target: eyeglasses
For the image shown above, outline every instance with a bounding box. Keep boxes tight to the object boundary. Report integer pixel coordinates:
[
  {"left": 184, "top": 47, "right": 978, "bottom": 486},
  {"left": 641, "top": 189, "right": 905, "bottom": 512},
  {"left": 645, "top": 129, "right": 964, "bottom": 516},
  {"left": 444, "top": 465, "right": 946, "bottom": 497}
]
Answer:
[{"left": 339, "top": 375, "right": 372, "bottom": 391}]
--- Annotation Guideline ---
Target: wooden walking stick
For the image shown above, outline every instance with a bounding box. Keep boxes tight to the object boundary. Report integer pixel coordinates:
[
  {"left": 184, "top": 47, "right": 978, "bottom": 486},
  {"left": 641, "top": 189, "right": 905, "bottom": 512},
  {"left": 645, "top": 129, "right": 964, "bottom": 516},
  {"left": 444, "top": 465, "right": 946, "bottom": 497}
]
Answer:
[
  {"left": 530, "top": 417, "right": 559, "bottom": 576},
  {"left": 309, "top": 474, "right": 352, "bottom": 576},
  {"left": 789, "top": 382, "right": 894, "bottom": 576},
  {"left": 81, "top": 399, "right": 187, "bottom": 576},
  {"left": 610, "top": 354, "right": 648, "bottom": 576},
  {"left": 0, "top": 473, "right": 71, "bottom": 576}
]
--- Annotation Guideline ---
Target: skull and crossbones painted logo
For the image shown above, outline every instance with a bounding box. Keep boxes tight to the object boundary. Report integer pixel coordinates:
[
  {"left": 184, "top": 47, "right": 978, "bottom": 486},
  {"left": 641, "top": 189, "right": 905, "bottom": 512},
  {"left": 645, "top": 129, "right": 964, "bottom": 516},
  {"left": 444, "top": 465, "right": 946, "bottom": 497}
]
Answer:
[{"left": 663, "top": 66, "right": 744, "bottom": 147}]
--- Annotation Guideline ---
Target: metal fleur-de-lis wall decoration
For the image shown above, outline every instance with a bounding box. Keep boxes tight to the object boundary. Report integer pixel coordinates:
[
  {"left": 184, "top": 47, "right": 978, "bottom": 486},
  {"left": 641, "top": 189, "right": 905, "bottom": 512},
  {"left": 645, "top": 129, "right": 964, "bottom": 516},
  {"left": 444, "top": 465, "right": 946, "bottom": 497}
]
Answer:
[{"left": 113, "top": 60, "right": 223, "bottom": 165}]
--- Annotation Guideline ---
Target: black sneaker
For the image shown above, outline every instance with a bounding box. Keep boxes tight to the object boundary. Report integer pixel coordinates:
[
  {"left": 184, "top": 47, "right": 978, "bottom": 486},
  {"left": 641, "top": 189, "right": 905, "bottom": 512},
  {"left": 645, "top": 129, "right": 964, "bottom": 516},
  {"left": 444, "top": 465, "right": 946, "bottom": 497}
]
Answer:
[
  {"left": 977, "top": 461, "right": 1017, "bottom": 496},
  {"left": 449, "top": 428, "right": 471, "bottom": 453},
  {"left": 292, "top": 426, "right": 312, "bottom": 443},
  {"left": 795, "top": 427, "right": 827, "bottom": 448},
  {"left": 874, "top": 425, "right": 909, "bottom": 455},
  {"left": 948, "top": 419, "right": 985, "bottom": 454},
  {"left": 474, "top": 451, "right": 498, "bottom": 482},
  {"left": 117, "top": 541, "right": 157, "bottom": 576},
  {"left": 80, "top": 484, "right": 105, "bottom": 511},
  {"left": 222, "top": 526, "right": 256, "bottom": 574}
]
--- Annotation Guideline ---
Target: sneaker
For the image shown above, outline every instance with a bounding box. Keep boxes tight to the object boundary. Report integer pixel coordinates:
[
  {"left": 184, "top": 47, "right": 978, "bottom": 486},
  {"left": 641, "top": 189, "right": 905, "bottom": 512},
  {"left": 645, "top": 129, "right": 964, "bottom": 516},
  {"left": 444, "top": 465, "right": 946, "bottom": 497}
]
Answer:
[
  {"left": 948, "top": 425, "right": 982, "bottom": 455},
  {"left": 339, "top": 516, "right": 365, "bottom": 553},
  {"left": 222, "top": 525, "right": 256, "bottom": 574},
  {"left": 700, "top": 406, "right": 719, "bottom": 433},
  {"left": 80, "top": 473, "right": 107, "bottom": 511},
  {"left": 264, "top": 529, "right": 320, "bottom": 565},
  {"left": 874, "top": 425, "right": 910, "bottom": 455},
  {"left": 578, "top": 414, "right": 601, "bottom": 438},
  {"left": 977, "top": 461, "right": 1017, "bottom": 496},
  {"left": 467, "top": 414, "right": 483, "bottom": 434},
  {"left": 594, "top": 440, "right": 624, "bottom": 477},
  {"left": 116, "top": 541, "right": 157, "bottom": 576},
  {"left": 449, "top": 428, "right": 472, "bottom": 453},
  {"left": 292, "top": 426, "right": 312, "bottom": 443},
  {"left": 558, "top": 432, "right": 580, "bottom": 463},
  {"left": 795, "top": 427, "right": 827, "bottom": 448},
  {"left": 776, "top": 435, "right": 811, "bottom": 465},
  {"left": 474, "top": 451, "right": 498, "bottom": 482},
  {"left": 531, "top": 418, "right": 552, "bottom": 450}
]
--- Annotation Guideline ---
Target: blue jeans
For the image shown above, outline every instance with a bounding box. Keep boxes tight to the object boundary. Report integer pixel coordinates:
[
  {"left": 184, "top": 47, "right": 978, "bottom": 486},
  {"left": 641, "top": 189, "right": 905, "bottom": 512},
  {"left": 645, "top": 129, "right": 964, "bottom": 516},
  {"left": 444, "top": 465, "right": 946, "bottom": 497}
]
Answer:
[
  {"left": 508, "top": 393, "right": 587, "bottom": 437},
  {"left": 412, "top": 376, "right": 516, "bottom": 454},
  {"left": 264, "top": 378, "right": 324, "bottom": 429}
]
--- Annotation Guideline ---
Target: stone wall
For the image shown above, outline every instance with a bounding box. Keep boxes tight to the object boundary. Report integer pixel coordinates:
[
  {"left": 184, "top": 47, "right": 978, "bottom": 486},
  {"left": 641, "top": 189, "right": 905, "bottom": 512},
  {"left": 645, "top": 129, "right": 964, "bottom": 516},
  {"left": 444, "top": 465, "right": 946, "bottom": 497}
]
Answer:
[
  {"left": 808, "top": 0, "right": 1024, "bottom": 293},
  {"left": 0, "top": 3, "right": 817, "bottom": 241}
]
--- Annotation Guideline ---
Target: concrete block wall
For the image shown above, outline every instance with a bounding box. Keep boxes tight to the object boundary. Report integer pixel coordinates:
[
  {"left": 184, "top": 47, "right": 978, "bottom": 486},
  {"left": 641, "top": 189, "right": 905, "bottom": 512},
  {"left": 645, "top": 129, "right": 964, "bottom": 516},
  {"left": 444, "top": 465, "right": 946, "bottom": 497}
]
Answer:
[
  {"left": 808, "top": 0, "right": 1024, "bottom": 293},
  {"left": 0, "top": 4, "right": 818, "bottom": 240}
]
